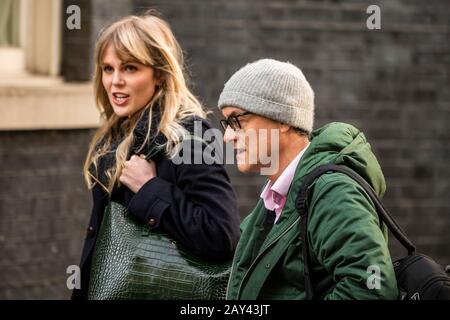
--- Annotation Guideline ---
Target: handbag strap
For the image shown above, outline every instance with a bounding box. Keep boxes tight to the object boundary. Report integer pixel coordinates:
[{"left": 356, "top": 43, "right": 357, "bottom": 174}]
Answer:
[{"left": 295, "top": 164, "right": 416, "bottom": 300}]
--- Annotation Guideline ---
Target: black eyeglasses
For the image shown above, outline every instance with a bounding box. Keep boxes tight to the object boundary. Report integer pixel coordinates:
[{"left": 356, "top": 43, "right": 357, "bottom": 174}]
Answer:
[{"left": 220, "top": 112, "right": 252, "bottom": 131}]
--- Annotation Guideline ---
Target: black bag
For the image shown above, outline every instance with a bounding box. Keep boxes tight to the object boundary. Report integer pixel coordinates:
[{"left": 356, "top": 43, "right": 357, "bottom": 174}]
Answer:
[{"left": 295, "top": 164, "right": 450, "bottom": 300}]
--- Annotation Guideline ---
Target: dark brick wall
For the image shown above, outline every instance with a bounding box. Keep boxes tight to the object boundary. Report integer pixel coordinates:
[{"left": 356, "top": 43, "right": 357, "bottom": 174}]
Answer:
[
  {"left": 0, "top": 130, "right": 93, "bottom": 299},
  {"left": 2, "top": 0, "right": 449, "bottom": 299},
  {"left": 61, "top": 0, "right": 93, "bottom": 81}
]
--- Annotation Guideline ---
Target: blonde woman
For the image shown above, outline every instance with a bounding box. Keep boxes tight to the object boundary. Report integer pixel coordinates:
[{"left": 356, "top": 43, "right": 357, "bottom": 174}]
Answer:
[{"left": 72, "top": 12, "right": 240, "bottom": 300}]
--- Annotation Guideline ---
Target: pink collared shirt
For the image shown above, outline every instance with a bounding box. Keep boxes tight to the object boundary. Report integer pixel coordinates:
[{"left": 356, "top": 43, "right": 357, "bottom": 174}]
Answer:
[{"left": 260, "top": 142, "right": 310, "bottom": 224}]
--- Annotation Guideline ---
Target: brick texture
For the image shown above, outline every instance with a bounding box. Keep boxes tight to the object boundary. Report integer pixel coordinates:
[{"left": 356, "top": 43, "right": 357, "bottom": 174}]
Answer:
[
  {"left": 0, "top": 130, "right": 93, "bottom": 299},
  {"left": 61, "top": 0, "right": 93, "bottom": 81}
]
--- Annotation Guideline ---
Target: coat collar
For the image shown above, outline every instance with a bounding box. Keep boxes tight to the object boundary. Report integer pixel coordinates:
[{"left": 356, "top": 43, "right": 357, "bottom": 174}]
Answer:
[{"left": 91, "top": 104, "right": 167, "bottom": 189}]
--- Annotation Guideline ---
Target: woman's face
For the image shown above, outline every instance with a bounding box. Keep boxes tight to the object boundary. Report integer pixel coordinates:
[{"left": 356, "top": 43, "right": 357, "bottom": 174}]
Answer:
[{"left": 101, "top": 44, "right": 159, "bottom": 118}]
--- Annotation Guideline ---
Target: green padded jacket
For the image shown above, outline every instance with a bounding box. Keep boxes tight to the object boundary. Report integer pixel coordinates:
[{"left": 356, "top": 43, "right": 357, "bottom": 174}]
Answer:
[{"left": 226, "top": 122, "right": 399, "bottom": 300}]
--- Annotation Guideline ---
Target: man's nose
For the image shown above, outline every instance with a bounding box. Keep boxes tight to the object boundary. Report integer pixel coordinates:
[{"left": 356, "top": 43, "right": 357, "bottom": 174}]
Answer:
[{"left": 223, "top": 126, "right": 237, "bottom": 144}]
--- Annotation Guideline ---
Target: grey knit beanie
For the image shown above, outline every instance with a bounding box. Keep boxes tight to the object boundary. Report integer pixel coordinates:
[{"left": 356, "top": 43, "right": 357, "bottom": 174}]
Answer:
[{"left": 218, "top": 59, "right": 315, "bottom": 133}]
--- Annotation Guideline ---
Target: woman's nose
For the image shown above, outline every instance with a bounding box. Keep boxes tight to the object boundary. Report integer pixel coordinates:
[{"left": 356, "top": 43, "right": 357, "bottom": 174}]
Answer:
[{"left": 112, "top": 71, "right": 125, "bottom": 86}]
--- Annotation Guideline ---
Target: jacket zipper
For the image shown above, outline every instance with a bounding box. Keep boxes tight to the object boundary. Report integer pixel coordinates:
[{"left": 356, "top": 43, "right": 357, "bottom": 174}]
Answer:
[{"left": 235, "top": 216, "right": 301, "bottom": 298}]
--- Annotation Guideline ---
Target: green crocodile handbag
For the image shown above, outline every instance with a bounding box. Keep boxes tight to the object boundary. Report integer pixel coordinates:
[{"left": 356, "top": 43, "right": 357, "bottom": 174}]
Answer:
[{"left": 87, "top": 201, "right": 231, "bottom": 300}]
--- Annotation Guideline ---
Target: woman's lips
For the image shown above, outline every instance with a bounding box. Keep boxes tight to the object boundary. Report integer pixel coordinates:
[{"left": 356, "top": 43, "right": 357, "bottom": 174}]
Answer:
[{"left": 112, "top": 93, "right": 130, "bottom": 106}]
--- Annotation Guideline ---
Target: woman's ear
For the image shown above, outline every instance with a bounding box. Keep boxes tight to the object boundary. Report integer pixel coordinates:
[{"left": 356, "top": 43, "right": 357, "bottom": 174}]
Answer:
[
  {"left": 155, "top": 76, "right": 165, "bottom": 89},
  {"left": 153, "top": 69, "right": 165, "bottom": 87}
]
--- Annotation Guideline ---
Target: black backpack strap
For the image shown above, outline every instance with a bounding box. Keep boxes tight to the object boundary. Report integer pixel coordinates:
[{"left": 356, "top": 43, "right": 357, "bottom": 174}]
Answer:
[
  {"left": 296, "top": 166, "right": 333, "bottom": 300},
  {"left": 296, "top": 164, "right": 416, "bottom": 300}
]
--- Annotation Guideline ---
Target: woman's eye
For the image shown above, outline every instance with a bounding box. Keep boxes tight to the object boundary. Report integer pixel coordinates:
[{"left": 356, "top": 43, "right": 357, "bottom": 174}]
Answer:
[
  {"left": 103, "top": 66, "right": 113, "bottom": 73},
  {"left": 125, "top": 65, "right": 137, "bottom": 72}
]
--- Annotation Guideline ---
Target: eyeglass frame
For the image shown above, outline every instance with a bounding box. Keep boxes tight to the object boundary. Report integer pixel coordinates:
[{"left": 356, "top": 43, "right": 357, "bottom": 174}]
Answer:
[{"left": 220, "top": 111, "right": 252, "bottom": 131}]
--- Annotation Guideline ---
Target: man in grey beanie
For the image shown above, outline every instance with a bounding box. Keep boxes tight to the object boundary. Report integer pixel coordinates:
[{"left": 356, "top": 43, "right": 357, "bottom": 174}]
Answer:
[{"left": 218, "top": 59, "right": 398, "bottom": 300}]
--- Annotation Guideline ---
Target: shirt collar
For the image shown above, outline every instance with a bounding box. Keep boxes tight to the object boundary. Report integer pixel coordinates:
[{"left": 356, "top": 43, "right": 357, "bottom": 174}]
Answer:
[
  {"left": 260, "top": 142, "right": 310, "bottom": 201},
  {"left": 272, "top": 142, "right": 310, "bottom": 197}
]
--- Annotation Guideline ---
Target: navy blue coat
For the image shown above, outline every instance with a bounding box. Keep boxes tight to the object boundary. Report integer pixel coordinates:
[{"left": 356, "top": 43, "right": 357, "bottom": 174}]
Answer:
[{"left": 72, "top": 116, "right": 240, "bottom": 300}]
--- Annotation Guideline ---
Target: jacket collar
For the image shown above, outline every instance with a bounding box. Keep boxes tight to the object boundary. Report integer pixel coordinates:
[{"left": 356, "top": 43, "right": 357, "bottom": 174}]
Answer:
[{"left": 90, "top": 104, "right": 167, "bottom": 189}]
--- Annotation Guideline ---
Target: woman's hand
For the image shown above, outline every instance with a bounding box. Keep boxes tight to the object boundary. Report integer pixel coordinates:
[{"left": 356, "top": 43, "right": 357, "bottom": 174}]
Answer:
[{"left": 119, "top": 154, "right": 156, "bottom": 193}]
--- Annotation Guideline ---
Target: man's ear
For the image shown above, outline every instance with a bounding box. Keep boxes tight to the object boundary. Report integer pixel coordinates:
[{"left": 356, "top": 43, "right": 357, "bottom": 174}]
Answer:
[{"left": 279, "top": 122, "right": 291, "bottom": 133}]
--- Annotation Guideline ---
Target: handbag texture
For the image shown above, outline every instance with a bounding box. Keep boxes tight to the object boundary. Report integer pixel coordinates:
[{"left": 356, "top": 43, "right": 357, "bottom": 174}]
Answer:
[{"left": 88, "top": 201, "right": 231, "bottom": 300}]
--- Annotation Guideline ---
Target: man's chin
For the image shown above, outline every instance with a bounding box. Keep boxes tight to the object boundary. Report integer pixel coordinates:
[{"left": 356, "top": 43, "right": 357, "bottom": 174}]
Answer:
[{"left": 237, "top": 162, "right": 259, "bottom": 174}]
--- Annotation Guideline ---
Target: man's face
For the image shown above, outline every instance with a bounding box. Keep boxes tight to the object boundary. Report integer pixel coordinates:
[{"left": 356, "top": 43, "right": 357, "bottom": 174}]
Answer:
[{"left": 222, "top": 106, "right": 280, "bottom": 174}]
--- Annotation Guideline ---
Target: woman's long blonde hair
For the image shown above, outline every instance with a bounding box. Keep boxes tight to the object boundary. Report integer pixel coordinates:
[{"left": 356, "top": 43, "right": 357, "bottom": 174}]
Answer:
[{"left": 83, "top": 11, "right": 207, "bottom": 194}]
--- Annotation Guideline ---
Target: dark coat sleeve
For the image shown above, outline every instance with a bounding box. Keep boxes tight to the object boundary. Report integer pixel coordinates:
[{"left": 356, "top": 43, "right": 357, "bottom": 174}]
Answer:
[{"left": 127, "top": 118, "right": 240, "bottom": 260}]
